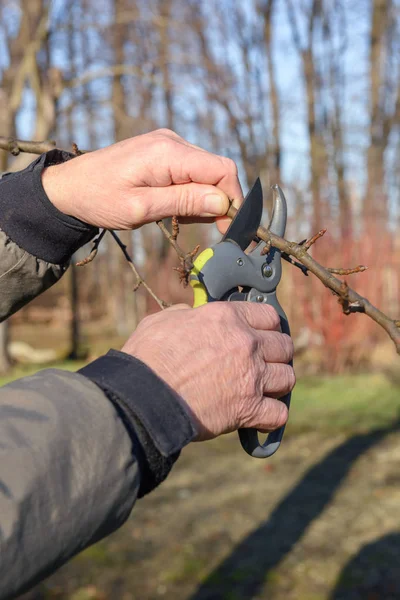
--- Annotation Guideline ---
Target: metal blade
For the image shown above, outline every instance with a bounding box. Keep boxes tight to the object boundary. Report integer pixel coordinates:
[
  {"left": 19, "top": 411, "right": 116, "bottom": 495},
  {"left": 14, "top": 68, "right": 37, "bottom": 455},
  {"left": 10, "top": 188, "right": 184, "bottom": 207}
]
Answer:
[
  {"left": 269, "top": 185, "right": 287, "bottom": 237},
  {"left": 221, "top": 178, "right": 263, "bottom": 251}
]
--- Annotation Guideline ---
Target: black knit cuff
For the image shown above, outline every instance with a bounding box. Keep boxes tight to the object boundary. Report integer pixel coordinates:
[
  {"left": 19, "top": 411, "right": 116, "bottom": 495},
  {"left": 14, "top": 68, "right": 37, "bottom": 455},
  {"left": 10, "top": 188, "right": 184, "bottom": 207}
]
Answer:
[
  {"left": 79, "top": 350, "right": 198, "bottom": 497},
  {"left": 0, "top": 150, "right": 98, "bottom": 264}
]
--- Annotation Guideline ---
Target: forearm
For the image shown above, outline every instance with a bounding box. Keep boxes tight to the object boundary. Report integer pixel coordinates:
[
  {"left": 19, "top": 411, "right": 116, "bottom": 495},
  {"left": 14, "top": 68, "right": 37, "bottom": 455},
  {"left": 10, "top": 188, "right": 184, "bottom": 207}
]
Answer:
[{"left": 0, "top": 150, "right": 97, "bottom": 321}]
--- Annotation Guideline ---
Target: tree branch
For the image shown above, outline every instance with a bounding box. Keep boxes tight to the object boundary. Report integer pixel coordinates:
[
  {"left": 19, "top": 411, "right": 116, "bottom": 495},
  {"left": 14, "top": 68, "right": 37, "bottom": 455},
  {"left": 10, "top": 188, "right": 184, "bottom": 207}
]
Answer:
[
  {"left": 0, "top": 136, "right": 57, "bottom": 156},
  {"left": 108, "top": 230, "right": 170, "bottom": 310},
  {"left": 226, "top": 205, "right": 400, "bottom": 354}
]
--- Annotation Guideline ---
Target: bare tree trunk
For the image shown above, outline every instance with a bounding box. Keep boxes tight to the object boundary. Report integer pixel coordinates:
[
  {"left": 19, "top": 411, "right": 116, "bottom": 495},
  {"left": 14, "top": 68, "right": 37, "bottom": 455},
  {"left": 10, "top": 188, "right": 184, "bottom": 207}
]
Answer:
[
  {"left": 264, "top": 0, "right": 281, "bottom": 185},
  {"left": 324, "top": 3, "right": 352, "bottom": 239},
  {"left": 364, "top": 0, "right": 391, "bottom": 222},
  {"left": 286, "top": 0, "right": 326, "bottom": 232}
]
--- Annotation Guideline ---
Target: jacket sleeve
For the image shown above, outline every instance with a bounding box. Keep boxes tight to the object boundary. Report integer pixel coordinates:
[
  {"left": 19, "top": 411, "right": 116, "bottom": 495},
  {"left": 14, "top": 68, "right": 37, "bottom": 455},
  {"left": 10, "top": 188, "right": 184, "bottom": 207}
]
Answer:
[
  {"left": 0, "top": 150, "right": 96, "bottom": 321},
  {"left": 0, "top": 153, "right": 198, "bottom": 599}
]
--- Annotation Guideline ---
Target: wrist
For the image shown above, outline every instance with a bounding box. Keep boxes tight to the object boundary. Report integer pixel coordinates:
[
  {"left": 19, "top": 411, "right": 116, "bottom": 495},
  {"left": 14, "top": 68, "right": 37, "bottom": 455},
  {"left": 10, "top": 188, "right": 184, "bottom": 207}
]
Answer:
[
  {"left": 0, "top": 149, "right": 97, "bottom": 264},
  {"left": 41, "top": 161, "right": 75, "bottom": 218}
]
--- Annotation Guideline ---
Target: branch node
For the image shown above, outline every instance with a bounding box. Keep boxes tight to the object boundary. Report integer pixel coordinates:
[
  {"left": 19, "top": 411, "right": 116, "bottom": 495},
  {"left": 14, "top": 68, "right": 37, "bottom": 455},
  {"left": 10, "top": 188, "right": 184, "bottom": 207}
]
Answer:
[
  {"left": 261, "top": 240, "right": 272, "bottom": 256},
  {"left": 76, "top": 229, "right": 107, "bottom": 266},
  {"left": 72, "top": 142, "right": 83, "bottom": 156},
  {"left": 10, "top": 140, "right": 20, "bottom": 156},
  {"left": 303, "top": 228, "right": 327, "bottom": 250}
]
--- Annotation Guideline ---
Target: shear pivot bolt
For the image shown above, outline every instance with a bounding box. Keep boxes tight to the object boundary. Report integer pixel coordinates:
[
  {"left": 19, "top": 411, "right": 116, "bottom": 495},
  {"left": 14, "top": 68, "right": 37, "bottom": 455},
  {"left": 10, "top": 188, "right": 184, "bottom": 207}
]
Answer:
[
  {"left": 262, "top": 264, "right": 273, "bottom": 278},
  {"left": 256, "top": 295, "right": 264, "bottom": 302},
  {"left": 237, "top": 258, "right": 244, "bottom": 266}
]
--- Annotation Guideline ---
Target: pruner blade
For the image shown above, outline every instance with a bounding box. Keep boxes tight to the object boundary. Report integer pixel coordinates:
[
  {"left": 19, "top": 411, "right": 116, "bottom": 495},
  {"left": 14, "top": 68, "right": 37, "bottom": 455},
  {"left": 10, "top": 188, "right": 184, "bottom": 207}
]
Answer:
[
  {"left": 269, "top": 184, "right": 287, "bottom": 238},
  {"left": 222, "top": 177, "right": 263, "bottom": 251}
]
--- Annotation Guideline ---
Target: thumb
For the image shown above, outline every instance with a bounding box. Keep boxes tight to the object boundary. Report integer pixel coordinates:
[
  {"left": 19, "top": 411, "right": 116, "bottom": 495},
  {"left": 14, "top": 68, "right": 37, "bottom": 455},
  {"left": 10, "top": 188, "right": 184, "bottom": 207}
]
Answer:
[{"left": 140, "top": 182, "right": 229, "bottom": 222}]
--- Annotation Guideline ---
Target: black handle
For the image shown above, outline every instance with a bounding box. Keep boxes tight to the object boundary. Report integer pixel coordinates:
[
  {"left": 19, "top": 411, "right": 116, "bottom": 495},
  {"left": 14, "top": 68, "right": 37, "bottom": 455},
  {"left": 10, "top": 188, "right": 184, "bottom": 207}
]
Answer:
[{"left": 239, "top": 297, "right": 292, "bottom": 458}]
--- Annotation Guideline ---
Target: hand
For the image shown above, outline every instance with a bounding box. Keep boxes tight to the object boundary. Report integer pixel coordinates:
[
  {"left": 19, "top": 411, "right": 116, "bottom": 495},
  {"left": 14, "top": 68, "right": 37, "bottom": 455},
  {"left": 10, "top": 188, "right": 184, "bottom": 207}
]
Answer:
[
  {"left": 42, "top": 129, "right": 243, "bottom": 233},
  {"left": 122, "top": 302, "right": 295, "bottom": 441}
]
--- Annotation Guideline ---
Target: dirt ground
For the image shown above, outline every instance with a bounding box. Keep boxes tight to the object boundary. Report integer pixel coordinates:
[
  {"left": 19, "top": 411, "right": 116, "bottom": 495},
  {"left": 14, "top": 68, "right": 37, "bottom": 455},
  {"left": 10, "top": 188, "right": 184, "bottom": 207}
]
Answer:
[{"left": 22, "top": 422, "right": 400, "bottom": 600}]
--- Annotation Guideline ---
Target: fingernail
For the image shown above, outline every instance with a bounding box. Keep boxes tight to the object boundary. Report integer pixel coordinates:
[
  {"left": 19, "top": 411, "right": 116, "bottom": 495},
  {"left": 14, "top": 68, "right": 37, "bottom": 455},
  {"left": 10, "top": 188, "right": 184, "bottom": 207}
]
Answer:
[{"left": 202, "top": 193, "right": 227, "bottom": 216}]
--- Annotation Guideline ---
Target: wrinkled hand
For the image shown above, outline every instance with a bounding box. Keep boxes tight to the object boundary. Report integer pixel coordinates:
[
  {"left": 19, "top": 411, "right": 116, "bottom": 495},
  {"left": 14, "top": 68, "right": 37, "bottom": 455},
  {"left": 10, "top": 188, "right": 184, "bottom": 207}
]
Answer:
[
  {"left": 42, "top": 129, "right": 243, "bottom": 233},
  {"left": 122, "top": 302, "right": 295, "bottom": 441}
]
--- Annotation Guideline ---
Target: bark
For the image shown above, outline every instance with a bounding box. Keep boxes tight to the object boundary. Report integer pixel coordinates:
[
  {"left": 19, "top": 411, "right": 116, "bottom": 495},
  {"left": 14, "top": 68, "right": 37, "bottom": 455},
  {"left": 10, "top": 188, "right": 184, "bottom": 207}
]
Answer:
[
  {"left": 286, "top": 0, "right": 326, "bottom": 232},
  {"left": 364, "top": 0, "right": 390, "bottom": 221},
  {"left": 263, "top": 0, "right": 282, "bottom": 185}
]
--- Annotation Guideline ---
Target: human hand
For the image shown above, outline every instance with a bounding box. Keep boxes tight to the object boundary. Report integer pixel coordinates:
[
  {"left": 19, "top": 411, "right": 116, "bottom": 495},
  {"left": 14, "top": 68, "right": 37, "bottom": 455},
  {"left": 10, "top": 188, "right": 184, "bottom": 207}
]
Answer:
[
  {"left": 42, "top": 129, "right": 243, "bottom": 233},
  {"left": 122, "top": 302, "right": 295, "bottom": 441}
]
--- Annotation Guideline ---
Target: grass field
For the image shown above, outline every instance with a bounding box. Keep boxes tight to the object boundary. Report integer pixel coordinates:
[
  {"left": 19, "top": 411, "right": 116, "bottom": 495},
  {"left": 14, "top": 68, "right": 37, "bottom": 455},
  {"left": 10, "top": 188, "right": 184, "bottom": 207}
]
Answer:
[
  {"left": 3, "top": 362, "right": 399, "bottom": 434},
  {"left": 5, "top": 364, "right": 400, "bottom": 600}
]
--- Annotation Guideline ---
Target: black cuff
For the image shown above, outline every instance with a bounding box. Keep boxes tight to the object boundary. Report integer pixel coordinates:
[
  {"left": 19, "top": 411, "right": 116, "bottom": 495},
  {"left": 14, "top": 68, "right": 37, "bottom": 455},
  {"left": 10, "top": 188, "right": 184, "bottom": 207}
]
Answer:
[
  {"left": 0, "top": 150, "right": 98, "bottom": 264},
  {"left": 79, "top": 350, "right": 198, "bottom": 497}
]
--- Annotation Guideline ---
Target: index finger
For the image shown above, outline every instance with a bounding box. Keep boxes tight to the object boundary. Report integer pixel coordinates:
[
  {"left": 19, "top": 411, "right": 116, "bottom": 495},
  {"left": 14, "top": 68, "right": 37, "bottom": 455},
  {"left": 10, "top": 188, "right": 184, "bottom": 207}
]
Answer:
[{"left": 166, "top": 141, "right": 244, "bottom": 206}]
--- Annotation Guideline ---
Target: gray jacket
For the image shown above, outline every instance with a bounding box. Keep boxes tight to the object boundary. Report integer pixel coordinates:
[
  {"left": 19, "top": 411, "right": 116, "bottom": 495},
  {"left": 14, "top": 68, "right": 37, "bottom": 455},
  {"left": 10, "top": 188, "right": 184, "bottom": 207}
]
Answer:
[{"left": 0, "top": 151, "right": 196, "bottom": 599}]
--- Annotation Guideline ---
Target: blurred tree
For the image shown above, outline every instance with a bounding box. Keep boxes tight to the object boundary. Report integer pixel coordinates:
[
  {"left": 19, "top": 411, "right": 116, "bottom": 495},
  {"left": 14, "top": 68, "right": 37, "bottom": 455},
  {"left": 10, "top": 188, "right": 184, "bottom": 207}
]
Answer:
[{"left": 365, "top": 0, "right": 399, "bottom": 224}]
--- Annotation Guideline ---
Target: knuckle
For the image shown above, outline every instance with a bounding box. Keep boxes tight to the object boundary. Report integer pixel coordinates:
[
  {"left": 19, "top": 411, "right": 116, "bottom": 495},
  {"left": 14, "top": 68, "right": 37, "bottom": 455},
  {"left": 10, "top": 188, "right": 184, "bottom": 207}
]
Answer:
[
  {"left": 264, "top": 305, "right": 280, "bottom": 329},
  {"left": 176, "top": 186, "right": 196, "bottom": 216},
  {"left": 154, "top": 127, "right": 176, "bottom": 138},
  {"left": 222, "top": 156, "right": 238, "bottom": 176},
  {"left": 129, "top": 195, "right": 150, "bottom": 225},
  {"left": 242, "top": 331, "right": 258, "bottom": 357},
  {"left": 136, "top": 311, "right": 158, "bottom": 331},
  {"left": 287, "top": 367, "right": 296, "bottom": 391},
  {"left": 203, "top": 301, "right": 223, "bottom": 320},
  {"left": 280, "top": 365, "right": 295, "bottom": 393},
  {"left": 274, "top": 402, "right": 289, "bottom": 428},
  {"left": 220, "top": 302, "right": 239, "bottom": 323}
]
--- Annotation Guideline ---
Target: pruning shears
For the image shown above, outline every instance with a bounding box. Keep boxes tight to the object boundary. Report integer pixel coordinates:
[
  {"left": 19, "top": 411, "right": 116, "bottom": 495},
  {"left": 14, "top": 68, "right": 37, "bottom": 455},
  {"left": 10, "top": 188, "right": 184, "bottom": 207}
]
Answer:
[{"left": 190, "top": 179, "right": 291, "bottom": 459}]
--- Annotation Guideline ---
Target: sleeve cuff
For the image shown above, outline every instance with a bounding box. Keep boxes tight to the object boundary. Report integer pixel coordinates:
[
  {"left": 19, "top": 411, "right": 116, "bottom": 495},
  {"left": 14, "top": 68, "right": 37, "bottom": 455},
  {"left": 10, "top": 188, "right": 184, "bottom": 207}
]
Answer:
[
  {"left": 78, "top": 350, "right": 198, "bottom": 497},
  {"left": 0, "top": 150, "right": 98, "bottom": 264}
]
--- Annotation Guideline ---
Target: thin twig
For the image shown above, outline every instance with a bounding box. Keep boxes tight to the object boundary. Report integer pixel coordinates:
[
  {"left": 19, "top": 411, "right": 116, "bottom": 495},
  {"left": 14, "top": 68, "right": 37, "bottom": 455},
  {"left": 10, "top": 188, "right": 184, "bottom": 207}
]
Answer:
[
  {"left": 328, "top": 265, "right": 368, "bottom": 276},
  {"left": 156, "top": 219, "right": 200, "bottom": 286},
  {"left": 109, "top": 230, "right": 170, "bottom": 309},
  {"left": 156, "top": 220, "right": 186, "bottom": 260},
  {"left": 0, "top": 136, "right": 57, "bottom": 156},
  {"left": 76, "top": 229, "right": 107, "bottom": 266},
  {"left": 302, "top": 228, "right": 327, "bottom": 250}
]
